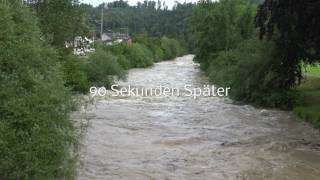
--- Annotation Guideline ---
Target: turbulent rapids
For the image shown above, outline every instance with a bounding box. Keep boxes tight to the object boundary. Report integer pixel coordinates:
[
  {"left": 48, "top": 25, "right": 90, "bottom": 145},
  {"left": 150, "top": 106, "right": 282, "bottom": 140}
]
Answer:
[{"left": 75, "top": 55, "right": 320, "bottom": 180}]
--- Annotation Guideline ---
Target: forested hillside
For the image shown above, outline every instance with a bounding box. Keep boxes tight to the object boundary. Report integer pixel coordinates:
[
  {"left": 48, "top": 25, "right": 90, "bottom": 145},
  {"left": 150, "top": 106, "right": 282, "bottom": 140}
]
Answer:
[{"left": 81, "top": 0, "right": 195, "bottom": 50}]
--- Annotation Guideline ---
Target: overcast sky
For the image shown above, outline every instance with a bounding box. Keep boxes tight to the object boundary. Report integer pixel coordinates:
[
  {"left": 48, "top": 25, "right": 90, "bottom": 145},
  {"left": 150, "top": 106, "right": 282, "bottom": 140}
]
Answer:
[{"left": 81, "top": 0, "right": 198, "bottom": 9}]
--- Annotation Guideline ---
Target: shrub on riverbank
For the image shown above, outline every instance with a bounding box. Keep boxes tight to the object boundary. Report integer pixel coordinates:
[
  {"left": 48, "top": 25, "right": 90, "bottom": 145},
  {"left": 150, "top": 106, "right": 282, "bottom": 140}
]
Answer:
[
  {"left": 0, "top": 2, "right": 75, "bottom": 179},
  {"left": 124, "top": 43, "right": 154, "bottom": 68},
  {"left": 87, "top": 49, "right": 125, "bottom": 87},
  {"left": 63, "top": 55, "right": 89, "bottom": 93},
  {"left": 117, "top": 54, "right": 131, "bottom": 70},
  {"left": 131, "top": 35, "right": 186, "bottom": 62},
  {"left": 135, "top": 36, "right": 164, "bottom": 62},
  {"left": 160, "top": 37, "right": 185, "bottom": 60},
  {"left": 96, "top": 36, "right": 183, "bottom": 68}
]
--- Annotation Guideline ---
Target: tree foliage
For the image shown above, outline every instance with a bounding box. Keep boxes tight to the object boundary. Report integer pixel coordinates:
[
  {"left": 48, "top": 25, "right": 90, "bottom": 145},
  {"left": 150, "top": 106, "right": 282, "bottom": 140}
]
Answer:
[
  {"left": 191, "top": 0, "right": 298, "bottom": 108},
  {"left": 0, "top": 1, "right": 75, "bottom": 179},
  {"left": 191, "top": 0, "right": 256, "bottom": 69},
  {"left": 256, "top": 0, "right": 320, "bottom": 88},
  {"left": 26, "top": 0, "right": 90, "bottom": 48}
]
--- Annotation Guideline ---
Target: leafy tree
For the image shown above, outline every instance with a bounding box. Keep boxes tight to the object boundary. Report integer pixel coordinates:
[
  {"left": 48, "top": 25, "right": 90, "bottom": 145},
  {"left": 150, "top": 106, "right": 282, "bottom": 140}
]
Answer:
[
  {"left": 190, "top": 0, "right": 254, "bottom": 70},
  {"left": 190, "top": 0, "right": 299, "bottom": 108},
  {"left": 256, "top": 0, "right": 320, "bottom": 90},
  {"left": 0, "top": 1, "right": 75, "bottom": 179},
  {"left": 26, "top": 0, "right": 89, "bottom": 48}
]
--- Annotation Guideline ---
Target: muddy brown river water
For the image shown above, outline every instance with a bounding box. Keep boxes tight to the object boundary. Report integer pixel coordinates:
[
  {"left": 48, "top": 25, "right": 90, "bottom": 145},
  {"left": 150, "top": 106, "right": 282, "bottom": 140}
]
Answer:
[{"left": 76, "top": 55, "right": 320, "bottom": 180}]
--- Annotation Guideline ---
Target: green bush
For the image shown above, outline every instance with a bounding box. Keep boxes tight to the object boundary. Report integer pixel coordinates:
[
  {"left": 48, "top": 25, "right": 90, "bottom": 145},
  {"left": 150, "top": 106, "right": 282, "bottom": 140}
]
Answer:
[
  {"left": 208, "top": 50, "right": 238, "bottom": 87},
  {"left": 63, "top": 55, "right": 89, "bottom": 93},
  {"left": 0, "top": 2, "right": 75, "bottom": 179},
  {"left": 160, "top": 37, "right": 184, "bottom": 60},
  {"left": 99, "top": 36, "right": 184, "bottom": 66},
  {"left": 208, "top": 38, "right": 295, "bottom": 108},
  {"left": 124, "top": 43, "right": 154, "bottom": 68},
  {"left": 98, "top": 44, "right": 131, "bottom": 69},
  {"left": 117, "top": 55, "right": 130, "bottom": 70},
  {"left": 161, "top": 37, "right": 176, "bottom": 60},
  {"left": 87, "top": 49, "right": 125, "bottom": 87},
  {"left": 133, "top": 36, "right": 165, "bottom": 62},
  {"left": 102, "top": 43, "right": 127, "bottom": 56},
  {"left": 153, "top": 46, "right": 165, "bottom": 62}
]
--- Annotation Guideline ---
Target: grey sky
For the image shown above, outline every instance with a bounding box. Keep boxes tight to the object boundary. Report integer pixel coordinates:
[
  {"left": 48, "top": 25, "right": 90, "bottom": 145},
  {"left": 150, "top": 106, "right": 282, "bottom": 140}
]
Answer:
[{"left": 81, "top": 0, "right": 198, "bottom": 9}]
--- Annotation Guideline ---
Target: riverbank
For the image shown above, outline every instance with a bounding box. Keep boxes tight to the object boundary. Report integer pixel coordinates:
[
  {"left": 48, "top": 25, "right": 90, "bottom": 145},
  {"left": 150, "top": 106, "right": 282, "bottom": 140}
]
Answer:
[
  {"left": 294, "top": 76, "right": 320, "bottom": 128},
  {"left": 306, "top": 64, "right": 320, "bottom": 77}
]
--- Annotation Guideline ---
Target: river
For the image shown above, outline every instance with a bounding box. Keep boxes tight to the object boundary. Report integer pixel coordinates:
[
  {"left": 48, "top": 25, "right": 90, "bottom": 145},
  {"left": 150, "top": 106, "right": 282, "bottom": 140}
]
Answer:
[{"left": 75, "top": 55, "right": 320, "bottom": 180}]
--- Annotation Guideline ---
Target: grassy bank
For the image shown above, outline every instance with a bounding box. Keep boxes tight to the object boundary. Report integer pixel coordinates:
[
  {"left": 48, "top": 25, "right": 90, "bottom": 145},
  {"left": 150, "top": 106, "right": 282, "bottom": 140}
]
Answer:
[
  {"left": 294, "top": 76, "right": 320, "bottom": 128},
  {"left": 305, "top": 64, "right": 320, "bottom": 77}
]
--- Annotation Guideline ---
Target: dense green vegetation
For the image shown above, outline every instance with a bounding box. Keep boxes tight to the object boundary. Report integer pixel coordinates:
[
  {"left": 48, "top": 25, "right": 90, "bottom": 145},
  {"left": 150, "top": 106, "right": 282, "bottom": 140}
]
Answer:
[
  {"left": 255, "top": 0, "right": 320, "bottom": 98},
  {"left": 0, "top": 1, "right": 75, "bottom": 179},
  {"left": 87, "top": 49, "right": 125, "bottom": 87},
  {"left": 27, "top": 0, "right": 89, "bottom": 48},
  {"left": 100, "top": 36, "right": 185, "bottom": 66},
  {"left": 191, "top": 0, "right": 320, "bottom": 126},
  {"left": 251, "top": 0, "right": 320, "bottom": 123},
  {"left": 191, "top": 0, "right": 291, "bottom": 108},
  {"left": 63, "top": 55, "right": 90, "bottom": 93}
]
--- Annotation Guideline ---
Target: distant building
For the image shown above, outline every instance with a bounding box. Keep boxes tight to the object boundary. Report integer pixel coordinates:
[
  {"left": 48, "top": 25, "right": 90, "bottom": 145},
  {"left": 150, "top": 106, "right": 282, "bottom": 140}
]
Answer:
[
  {"left": 65, "top": 36, "right": 95, "bottom": 56},
  {"left": 101, "top": 31, "right": 132, "bottom": 45},
  {"left": 101, "top": 33, "right": 112, "bottom": 42}
]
